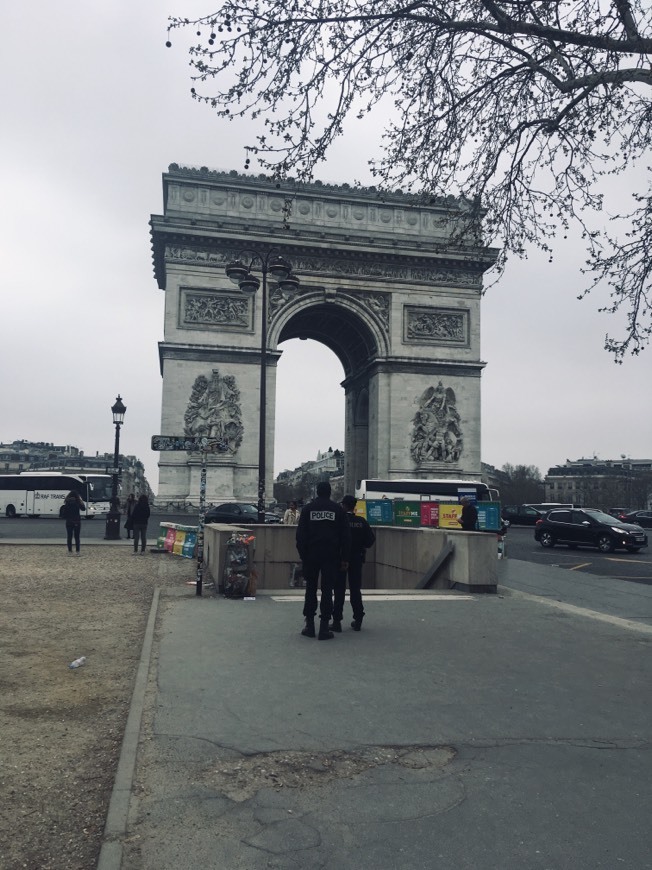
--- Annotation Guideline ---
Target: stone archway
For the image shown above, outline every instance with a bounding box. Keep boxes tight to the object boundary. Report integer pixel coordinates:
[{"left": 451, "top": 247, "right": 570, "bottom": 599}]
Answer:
[{"left": 150, "top": 166, "right": 497, "bottom": 503}]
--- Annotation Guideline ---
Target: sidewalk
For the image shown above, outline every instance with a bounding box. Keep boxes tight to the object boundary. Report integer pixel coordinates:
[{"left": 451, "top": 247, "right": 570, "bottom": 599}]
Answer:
[{"left": 100, "top": 562, "right": 652, "bottom": 870}]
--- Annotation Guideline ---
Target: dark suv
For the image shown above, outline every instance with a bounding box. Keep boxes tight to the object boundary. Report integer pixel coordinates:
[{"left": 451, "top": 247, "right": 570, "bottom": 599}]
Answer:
[
  {"left": 534, "top": 508, "right": 648, "bottom": 553},
  {"left": 205, "top": 502, "right": 261, "bottom": 525}
]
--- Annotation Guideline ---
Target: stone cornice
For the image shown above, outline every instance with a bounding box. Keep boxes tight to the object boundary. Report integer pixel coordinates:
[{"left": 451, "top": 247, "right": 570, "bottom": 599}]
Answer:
[
  {"left": 157, "top": 341, "right": 282, "bottom": 375},
  {"left": 165, "top": 164, "right": 470, "bottom": 211},
  {"left": 341, "top": 356, "right": 486, "bottom": 388}
]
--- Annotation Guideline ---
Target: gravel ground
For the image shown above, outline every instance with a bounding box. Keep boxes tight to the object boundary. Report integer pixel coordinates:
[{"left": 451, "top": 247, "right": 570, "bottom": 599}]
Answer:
[{"left": 0, "top": 543, "right": 198, "bottom": 870}]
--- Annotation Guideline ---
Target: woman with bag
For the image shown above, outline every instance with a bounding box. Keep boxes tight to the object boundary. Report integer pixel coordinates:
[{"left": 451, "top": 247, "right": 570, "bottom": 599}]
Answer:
[
  {"left": 124, "top": 493, "right": 136, "bottom": 539},
  {"left": 61, "top": 491, "right": 85, "bottom": 555}
]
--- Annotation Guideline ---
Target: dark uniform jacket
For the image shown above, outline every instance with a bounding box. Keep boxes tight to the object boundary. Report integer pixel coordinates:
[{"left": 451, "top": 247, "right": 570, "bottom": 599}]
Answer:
[
  {"left": 346, "top": 513, "right": 376, "bottom": 562},
  {"left": 296, "top": 496, "right": 351, "bottom": 563}
]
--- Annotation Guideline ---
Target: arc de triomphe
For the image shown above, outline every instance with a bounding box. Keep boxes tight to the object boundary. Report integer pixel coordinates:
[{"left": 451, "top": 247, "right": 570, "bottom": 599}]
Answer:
[{"left": 150, "top": 165, "right": 497, "bottom": 504}]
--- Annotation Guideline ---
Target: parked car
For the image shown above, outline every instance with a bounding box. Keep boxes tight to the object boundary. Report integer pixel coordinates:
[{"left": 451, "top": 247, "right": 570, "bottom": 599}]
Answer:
[
  {"left": 205, "top": 502, "right": 262, "bottom": 525},
  {"left": 534, "top": 507, "right": 648, "bottom": 553},
  {"left": 501, "top": 503, "right": 573, "bottom": 526},
  {"left": 619, "top": 510, "right": 652, "bottom": 529}
]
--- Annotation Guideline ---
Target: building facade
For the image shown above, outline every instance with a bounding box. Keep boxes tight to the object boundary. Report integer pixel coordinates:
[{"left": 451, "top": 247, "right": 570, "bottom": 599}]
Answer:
[
  {"left": 0, "top": 440, "right": 152, "bottom": 500},
  {"left": 545, "top": 458, "right": 652, "bottom": 510}
]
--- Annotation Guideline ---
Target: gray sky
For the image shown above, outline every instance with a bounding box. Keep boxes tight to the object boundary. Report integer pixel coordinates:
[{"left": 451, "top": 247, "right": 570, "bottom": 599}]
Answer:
[{"left": 2, "top": 2, "right": 650, "bottom": 492}]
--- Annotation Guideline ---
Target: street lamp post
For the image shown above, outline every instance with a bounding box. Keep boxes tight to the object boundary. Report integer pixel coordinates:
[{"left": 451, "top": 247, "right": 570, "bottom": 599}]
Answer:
[
  {"left": 225, "top": 253, "right": 300, "bottom": 524},
  {"left": 104, "top": 395, "right": 126, "bottom": 540}
]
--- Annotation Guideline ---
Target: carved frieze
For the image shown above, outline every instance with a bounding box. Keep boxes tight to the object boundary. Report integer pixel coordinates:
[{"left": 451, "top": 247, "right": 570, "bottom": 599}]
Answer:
[
  {"left": 184, "top": 369, "right": 244, "bottom": 455},
  {"left": 404, "top": 306, "right": 469, "bottom": 346},
  {"left": 164, "top": 245, "right": 481, "bottom": 287},
  {"left": 180, "top": 288, "right": 251, "bottom": 331},
  {"left": 411, "top": 382, "right": 463, "bottom": 465},
  {"left": 165, "top": 244, "right": 225, "bottom": 264}
]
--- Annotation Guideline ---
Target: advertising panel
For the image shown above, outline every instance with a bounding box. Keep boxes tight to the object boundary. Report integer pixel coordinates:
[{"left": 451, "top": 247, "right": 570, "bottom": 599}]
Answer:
[
  {"left": 393, "top": 501, "right": 421, "bottom": 527},
  {"left": 476, "top": 502, "right": 502, "bottom": 531},
  {"left": 438, "top": 503, "right": 464, "bottom": 529},
  {"left": 420, "top": 502, "right": 440, "bottom": 527},
  {"left": 364, "top": 499, "right": 395, "bottom": 525}
]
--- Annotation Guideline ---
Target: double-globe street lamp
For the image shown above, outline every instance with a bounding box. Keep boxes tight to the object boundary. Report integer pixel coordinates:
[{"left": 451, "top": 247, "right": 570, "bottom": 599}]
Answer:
[
  {"left": 104, "top": 395, "right": 126, "bottom": 540},
  {"left": 225, "top": 253, "right": 300, "bottom": 524}
]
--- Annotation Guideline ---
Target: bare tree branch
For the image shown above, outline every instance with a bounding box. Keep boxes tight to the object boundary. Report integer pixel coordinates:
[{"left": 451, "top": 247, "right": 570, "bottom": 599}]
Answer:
[{"left": 166, "top": 1, "right": 652, "bottom": 359}]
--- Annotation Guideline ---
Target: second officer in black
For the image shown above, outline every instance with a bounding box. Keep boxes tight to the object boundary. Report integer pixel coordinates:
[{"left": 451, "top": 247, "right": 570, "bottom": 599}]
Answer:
[{"left": 331, "top": 495, "right": 375, "bottom": 632}]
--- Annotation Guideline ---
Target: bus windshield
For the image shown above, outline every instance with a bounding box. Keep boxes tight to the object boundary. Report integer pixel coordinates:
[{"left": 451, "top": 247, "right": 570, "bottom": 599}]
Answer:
[
  {"left": 85, "top": 476, "right": 114, "bottom": 503},
  {"left": 355, "top": 478, "right": 494, "bottom": 502}
]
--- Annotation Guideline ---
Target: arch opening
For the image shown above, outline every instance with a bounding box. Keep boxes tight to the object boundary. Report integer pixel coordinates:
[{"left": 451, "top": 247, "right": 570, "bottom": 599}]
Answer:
[{"left": 274, "top": 339, "right": 345, "bottom": 477}]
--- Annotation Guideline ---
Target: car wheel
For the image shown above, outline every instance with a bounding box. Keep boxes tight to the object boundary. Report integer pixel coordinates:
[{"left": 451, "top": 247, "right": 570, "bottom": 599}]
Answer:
[
  {"left": 625, "top": 546, "right": 641, "bottom": 553},
  {"left": 6, "top": 504, "right": 16, "bottom": 518},
  {"left": 597, "top": 534, "right": 615, "bottom": 553},
  {"left": 539, "top": 531, "right": 555, "bottom": 548}
]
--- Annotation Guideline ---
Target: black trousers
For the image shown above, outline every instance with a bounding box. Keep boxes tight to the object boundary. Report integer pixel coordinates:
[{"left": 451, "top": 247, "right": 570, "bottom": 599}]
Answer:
[
  {"left": 333, "top": 558, "right": 365, "bottom": 622},
  {"left": 66, "top": 522, "right": 81, "bottom": 552},
  {"left": 133, "top": 523, "right": 148, "bottom": 552},
  {"left": 302, "top": 556, "right": 338, "bottom": 622}
]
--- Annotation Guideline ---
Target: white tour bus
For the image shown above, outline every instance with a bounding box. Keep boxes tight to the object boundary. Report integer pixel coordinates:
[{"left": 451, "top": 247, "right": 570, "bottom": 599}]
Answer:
[
  {"left": 354, "top": 478, "right": 495, "bottom": 503},
  {"left": 0, "top": 472, "right": 114, "bottom": 518}
]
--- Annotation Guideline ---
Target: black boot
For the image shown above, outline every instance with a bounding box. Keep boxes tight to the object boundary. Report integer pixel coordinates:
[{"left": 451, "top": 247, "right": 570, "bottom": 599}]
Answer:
[
  {"left": 329, "top": 618, "right": 342, "bottom": 633},
  {"left": 351, "top": 617, "right": 363, "bottom": 631},
  {"left": 301, "top": 617, "right": 316, "bottom": 638},
  {"left": 318, "top": 618, "right": 334, "bottom": 640}
]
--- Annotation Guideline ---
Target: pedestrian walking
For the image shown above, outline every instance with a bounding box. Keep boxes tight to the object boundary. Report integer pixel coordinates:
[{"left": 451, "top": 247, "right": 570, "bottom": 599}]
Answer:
[
  {"left": 131, "top": 494, "right": 151, "bottom": 555},
  {"left": 331, "top": 495, "right": 375, "bottom": 632},
  {"left": 60, "top": 490, "right": 85, "bottom": 555},
  {"left": 459, "top": 496, "right": 478, "bottom": 531},
  {"left": 296, "top": 481, "right": 351, "bottom": 640},
  {"left": 282, "top": 501, "right": 300, "bottom": 525},
  {"left": 124, "top": 493, "right": 136, "bottom": 539}
]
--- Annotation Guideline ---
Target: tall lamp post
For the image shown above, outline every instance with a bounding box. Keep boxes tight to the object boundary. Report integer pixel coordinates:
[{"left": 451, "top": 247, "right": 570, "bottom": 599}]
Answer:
[
  {"left": 225, "top": 253, "right": 300, "bottom": 524},
  {"left": 104, "top": 395, "right": 126, "bottom": 540}
]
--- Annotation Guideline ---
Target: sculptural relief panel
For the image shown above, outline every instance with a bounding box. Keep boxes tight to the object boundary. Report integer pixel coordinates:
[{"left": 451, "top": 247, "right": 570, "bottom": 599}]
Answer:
[
  {"left": 184, "top": 369, "right": 244, "bottom": 455},
  {"left": 180, "top": 288, "right": 252, "bottom": 332},
  {"left": 411, "top": 382, "right": 463, "bottom": 466},
  {"left": 404, "top": 306, "right": 469, "bottom": 346}
]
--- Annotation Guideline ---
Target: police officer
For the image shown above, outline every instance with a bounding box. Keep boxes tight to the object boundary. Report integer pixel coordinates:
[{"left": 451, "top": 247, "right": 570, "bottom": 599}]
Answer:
[
  {"left": 331, "top": 495, "right": 375, "bottom": 632},
  {"left": 296, "top": 481, "right": 351, "bottom": 640}
]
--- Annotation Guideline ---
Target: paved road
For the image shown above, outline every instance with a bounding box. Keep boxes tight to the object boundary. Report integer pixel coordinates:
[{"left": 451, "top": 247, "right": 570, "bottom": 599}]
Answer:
[
  {"left": 5, "top": 516, "right": 651, "bottom": 587},
  {"left": 505, "top": 525, "right": 652, "bottom": 586}
]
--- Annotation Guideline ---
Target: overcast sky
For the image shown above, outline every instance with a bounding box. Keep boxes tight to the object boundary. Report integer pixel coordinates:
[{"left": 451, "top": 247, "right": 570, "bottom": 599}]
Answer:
[{"left": 2, "top": 2, "right": 650, "bottom": 493}]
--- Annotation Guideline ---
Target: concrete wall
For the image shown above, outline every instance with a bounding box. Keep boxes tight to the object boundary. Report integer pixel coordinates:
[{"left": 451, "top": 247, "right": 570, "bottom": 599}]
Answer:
[{"left": 204, "top": 523, "right": 497, "bottom": 593}]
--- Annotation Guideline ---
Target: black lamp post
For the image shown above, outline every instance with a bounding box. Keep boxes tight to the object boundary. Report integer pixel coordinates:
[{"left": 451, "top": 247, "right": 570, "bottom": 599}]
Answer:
[
  {"left": 104, "top": 395, "right": 126, "bottom": 540},
  {"left": 225, "top": 253, "right": 300, "bottom": 524}
]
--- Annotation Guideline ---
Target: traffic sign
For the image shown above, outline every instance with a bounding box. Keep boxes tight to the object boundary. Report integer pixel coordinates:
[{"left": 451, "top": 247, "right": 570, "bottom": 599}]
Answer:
[{"left": 151, "top": 435, "right": 228, "bottom": 453}]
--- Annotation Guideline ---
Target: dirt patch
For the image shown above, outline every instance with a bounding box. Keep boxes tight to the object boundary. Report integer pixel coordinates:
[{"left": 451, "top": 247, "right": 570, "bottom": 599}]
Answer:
[
  {"left": 0, "top": 544, "right": 197, "bottom": 870},
  {"left": 201, "top": 745, "right": 457, "bottom": 802}
]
